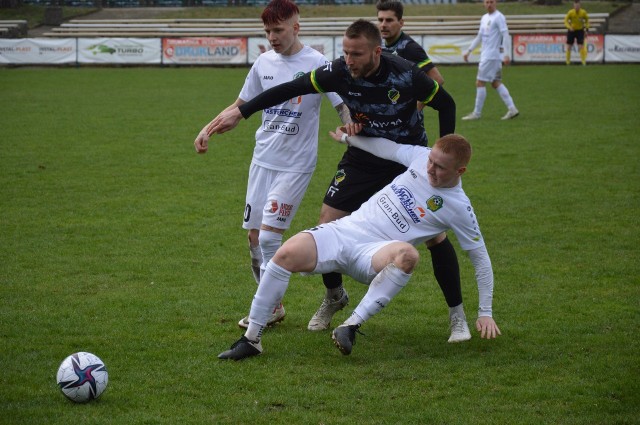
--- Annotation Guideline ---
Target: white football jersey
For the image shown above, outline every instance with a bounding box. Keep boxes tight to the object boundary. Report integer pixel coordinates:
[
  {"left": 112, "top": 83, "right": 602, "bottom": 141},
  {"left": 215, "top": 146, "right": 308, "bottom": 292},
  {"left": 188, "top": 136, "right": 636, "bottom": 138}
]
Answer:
[
  {"left": 239, "top": 45, "right": 343, "bottom": 173},
  {"left": 342, "top": 145, "right": 485, "bottom": 251},
  {"left": 478, "top": 11, "right": 509, "bottom": 61}
]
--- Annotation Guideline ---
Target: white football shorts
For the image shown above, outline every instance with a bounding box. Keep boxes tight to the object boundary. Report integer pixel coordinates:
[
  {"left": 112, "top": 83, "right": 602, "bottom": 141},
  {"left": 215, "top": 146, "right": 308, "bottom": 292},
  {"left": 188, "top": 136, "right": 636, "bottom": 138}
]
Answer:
[
  {"left": 243, "top": 162, "right": 313, "bottom": 231},
  {"left": 302, "top": 221, "right": 395, "bottom": 284},
  {"left": 476, "top": 59, "right": 503, "bottom": 83}
]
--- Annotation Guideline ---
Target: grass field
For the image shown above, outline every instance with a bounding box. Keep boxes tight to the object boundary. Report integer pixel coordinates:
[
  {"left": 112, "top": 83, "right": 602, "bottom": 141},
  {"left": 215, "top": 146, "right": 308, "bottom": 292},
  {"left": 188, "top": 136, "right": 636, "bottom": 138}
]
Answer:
[{"left": 1, "top": 64, "right": 639, "bottom": 424}]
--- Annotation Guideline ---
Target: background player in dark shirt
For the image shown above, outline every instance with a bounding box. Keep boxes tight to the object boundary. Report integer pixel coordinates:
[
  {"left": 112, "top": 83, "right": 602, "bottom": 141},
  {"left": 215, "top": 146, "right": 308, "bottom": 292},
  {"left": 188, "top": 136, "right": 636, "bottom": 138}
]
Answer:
[{"left": 377, "top": 0, "right": 444, "bottom": 86}]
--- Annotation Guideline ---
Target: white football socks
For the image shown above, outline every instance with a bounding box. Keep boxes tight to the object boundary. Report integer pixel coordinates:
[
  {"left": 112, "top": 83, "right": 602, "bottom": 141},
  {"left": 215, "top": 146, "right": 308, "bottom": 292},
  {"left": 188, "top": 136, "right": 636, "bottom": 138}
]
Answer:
[
  {"left": 344, "top": 264, "right": 411, "bottom": 326},
  {"left": 497, "top": 84, "right": 516, "bottom": 110},
  {"left": 245, "top": 261, "right": 291, "bottom": 342},
  {"left": 474, "top": 86, "right": 487, "bottom": 115},
  {"left": 258, "top": 229, "right": 283, "bottom": 281}
]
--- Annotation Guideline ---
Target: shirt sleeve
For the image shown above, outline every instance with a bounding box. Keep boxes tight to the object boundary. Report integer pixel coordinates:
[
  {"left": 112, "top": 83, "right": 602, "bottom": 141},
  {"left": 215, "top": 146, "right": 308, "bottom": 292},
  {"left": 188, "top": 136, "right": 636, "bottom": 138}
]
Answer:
[
  {"left": 466, "top": 26, "right": 482, "bottom": 54},
  {"left": 344, "top": 135, "right": 426, "bottom": 167},
  {"left": 238, "top": 71, "right": 318, "bottom": 119},
  {"left": 564, "top": 11, "right": 573, "bottom": 30},
  {"left": 405, "top": 40, "right": 435, "bottom": 72},
  {"left": 467, "top": 245, "right": 494, "bottom": 317},
  {"left": 419, "top": 72, "right": 456, "bottom": 137},
  {"left": 498, "top": 14, "right": 511, "bottom": 59}
]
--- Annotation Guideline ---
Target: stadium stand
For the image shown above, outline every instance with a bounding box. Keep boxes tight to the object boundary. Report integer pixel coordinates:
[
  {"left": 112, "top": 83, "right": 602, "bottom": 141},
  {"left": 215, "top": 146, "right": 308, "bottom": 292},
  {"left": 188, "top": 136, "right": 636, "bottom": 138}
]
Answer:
[
  {"left": 0, "top": 20, "right": 28, "bottom": 38},
  {"left": 39, "top": 14, "right": 609, "bottom": 38}
]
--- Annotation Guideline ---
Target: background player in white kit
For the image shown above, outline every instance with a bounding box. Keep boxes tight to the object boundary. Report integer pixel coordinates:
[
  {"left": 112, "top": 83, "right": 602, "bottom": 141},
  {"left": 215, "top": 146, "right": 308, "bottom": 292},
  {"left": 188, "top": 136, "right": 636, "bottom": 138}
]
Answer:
[
  {"left": 194, "top": 0, "right": 349, "bottom": 327},
  {"left": 218, "top": 128, "right": 501, "bottom": 360},
  {"left": 462, "top": 0, "right": 519, "bottom": 121}
]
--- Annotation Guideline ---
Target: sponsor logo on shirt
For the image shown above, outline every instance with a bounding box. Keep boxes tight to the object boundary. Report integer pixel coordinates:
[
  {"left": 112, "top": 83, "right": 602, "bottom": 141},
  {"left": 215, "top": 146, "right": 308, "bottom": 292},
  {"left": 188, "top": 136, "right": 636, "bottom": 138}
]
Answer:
[
  {"left": 293, "top": 71, "right": 305, "bottom": 79},
  {"left": 426, "top": 195, "right": 444, "bottom": 212},
  {"left": 348, "top": 91, "right": 362, "bottom": 96},
  {"left": 377, "top": 194, "right": 409, "bottom": 233},
  {"left": 391, "top": 184, "right": 421, "bottom": 224},
  {"left": 353, "top": 112, "right": 403, "bottom": 129},
  {"left": 263, "top": 120, "right": 299, "bottom": 135},
  {"left": 369, "top": 118, "right": 403, "bottom": 129},
  {"left": 264, "top": 108, "right": 302, "bottom": 118},
  {"left": 263, "top": 75, "right": 274, "bottom": 80}
]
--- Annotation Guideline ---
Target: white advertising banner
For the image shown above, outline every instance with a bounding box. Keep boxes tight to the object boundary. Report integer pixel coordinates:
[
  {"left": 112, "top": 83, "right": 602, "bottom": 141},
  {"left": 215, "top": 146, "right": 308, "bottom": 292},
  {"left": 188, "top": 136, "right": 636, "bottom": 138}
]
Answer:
[
  {"left": 77, "top": 38, "right": 161, "bottom": 64},
  {"left": 0, "top": 38, "right": 75, "bottom": 64},
  {"left": 604, "top": 35, "right": 640, "bottom": 63},
  {"left": 422, "top": 35, "right": 477, "bottom": 64},
  {"left": 513, "top": 34, "right": 604, "bottom": 63},
  {"left": 162, "top": 37, "right": 247, "bottom": 64},
  {"left": 248, "top": 36, "right": 334, "bottom": 63}
]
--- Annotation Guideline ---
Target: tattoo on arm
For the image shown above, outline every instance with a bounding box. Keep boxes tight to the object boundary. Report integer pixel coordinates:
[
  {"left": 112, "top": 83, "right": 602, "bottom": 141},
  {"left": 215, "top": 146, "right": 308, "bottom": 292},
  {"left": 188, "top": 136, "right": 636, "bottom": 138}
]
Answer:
[{"left": 335, "top": 103, "right": 352, "bottom": 125}]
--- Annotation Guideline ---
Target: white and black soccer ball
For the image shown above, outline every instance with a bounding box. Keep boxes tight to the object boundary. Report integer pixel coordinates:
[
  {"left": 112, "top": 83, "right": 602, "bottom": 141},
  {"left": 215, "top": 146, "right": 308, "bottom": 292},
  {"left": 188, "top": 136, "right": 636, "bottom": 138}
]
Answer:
[{"left": 56, "top": 352, "right": 108, "bottom": 403}]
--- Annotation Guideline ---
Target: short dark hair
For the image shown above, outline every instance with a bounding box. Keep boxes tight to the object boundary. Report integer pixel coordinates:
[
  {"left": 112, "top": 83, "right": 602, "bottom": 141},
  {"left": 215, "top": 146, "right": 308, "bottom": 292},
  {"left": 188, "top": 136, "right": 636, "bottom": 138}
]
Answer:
[
  {"left": 261, "top": 0, "right": 300, "bottom": 27},
  {"left": 345, "top": 19, "right": 382, "bottom": 48},
  {"left": 376, "top": 0, "right": 404, "bottom": 20}
]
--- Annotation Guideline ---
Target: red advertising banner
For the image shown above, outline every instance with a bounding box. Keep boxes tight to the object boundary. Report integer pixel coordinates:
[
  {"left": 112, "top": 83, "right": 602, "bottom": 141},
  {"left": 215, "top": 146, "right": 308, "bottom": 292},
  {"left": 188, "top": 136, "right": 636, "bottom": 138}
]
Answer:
[
  {"left": 513, "top": 34, "right": 604, "bottom": 63},
  {"left": 162, "top": 38, "right": 247, "bottom": 65}
]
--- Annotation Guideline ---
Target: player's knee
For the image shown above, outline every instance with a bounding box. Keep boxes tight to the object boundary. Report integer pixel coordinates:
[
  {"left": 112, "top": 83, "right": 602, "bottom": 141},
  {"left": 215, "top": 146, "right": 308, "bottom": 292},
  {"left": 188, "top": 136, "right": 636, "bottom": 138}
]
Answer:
[
  {"left": 271, "top": 234, "right": 315, "bottom": 272},
  {"left": 272, "top": 243, "right": 295, "bottom": 269},
  {"left": 394, "top": 244, "right": 419, "bottom": 273}
]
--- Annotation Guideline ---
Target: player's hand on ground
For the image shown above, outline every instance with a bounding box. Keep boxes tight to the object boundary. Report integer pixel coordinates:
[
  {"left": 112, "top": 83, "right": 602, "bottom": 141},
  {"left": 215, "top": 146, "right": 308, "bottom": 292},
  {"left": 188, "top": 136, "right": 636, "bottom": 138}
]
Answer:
[{"left": 476, "top": 316, "right": 501, "bottom": 339}]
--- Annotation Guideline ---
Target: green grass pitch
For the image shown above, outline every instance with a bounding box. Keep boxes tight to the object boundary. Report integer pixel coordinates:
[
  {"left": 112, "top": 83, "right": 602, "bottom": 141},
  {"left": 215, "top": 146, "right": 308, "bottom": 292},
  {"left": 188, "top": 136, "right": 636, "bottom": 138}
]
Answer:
[{"left": 1, "top": 64, "right": 639, "bottom": 424}]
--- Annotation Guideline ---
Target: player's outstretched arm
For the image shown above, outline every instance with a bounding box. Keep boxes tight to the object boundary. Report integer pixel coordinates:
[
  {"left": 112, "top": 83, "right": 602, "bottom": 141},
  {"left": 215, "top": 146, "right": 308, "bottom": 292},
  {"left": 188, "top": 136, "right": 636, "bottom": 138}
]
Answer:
[
  {"left": 205, "top": 107, "right": 243, "bottom": 136},
  {"left": 194, "top": 98, "right": 246, "bottom": 154},
  {"left": 467, "top": 245, "right": 501, "bottom": 340}
]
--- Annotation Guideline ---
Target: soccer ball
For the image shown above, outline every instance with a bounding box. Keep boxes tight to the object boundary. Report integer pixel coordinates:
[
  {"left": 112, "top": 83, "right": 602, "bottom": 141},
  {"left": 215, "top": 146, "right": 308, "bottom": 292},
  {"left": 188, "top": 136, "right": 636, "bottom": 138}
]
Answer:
[{"left": 56, "top": 352, "right": 108, "bottom": 403}]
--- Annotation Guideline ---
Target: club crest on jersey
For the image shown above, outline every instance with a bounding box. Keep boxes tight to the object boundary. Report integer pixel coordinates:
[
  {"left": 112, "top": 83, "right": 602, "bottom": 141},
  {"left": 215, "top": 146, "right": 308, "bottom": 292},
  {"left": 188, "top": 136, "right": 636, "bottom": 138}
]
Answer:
[
  {"left": 426, "top": 195, "right": 443, "bottom": 212},
  {"left": 388, "top": 88, "right": 400, "bottom": 104},
  {"left": 334, "top": 169, "right": 346, "bottom": 185}
]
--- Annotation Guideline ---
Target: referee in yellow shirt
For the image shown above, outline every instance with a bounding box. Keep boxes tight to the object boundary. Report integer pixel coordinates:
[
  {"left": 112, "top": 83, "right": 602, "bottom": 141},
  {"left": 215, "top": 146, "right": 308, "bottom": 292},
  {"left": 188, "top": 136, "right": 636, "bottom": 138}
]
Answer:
[{"left": 564, "top": 0, "right": 590, "bottom": 65}]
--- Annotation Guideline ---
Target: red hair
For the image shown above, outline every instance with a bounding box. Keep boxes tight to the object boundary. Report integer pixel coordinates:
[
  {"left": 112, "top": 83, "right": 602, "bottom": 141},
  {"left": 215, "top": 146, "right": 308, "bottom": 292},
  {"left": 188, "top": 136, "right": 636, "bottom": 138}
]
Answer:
[
  {"left": 433, "top": 134, "right": 472, "bottom": 168},
  {"left": 261, "top": 0, "right": 300, "bottom": 26}
]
